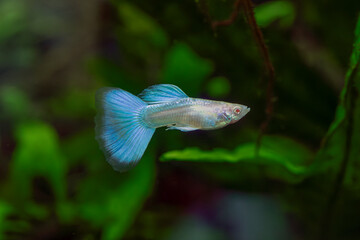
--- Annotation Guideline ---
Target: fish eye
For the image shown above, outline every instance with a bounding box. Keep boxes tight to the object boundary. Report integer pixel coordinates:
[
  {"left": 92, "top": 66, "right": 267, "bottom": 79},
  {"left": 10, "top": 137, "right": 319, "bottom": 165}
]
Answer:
[{"left": 233, "top": 107, "right": 241, "bottom": 115}]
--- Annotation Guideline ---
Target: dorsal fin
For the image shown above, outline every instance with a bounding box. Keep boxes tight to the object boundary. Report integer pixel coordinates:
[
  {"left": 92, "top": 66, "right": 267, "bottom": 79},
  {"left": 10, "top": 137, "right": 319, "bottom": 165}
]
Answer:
[{"left": 138, "top": 84, "right": 188, "bottom": 104}]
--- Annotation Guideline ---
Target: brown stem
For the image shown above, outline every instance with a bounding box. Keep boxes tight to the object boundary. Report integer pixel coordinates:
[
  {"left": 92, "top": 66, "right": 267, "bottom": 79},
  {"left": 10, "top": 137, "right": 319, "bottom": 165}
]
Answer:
[
  {"left": 208, "top": 0, "right": 276, "bottom": 152},
  {"left": 239, "top": 0, "right": 276, "bottom": 152},
  {"left": 197, "top": 0, "right": 212, "bottom": 25},
  {"left": 211, "top": 0, "right": 242, "bottom": 30}
]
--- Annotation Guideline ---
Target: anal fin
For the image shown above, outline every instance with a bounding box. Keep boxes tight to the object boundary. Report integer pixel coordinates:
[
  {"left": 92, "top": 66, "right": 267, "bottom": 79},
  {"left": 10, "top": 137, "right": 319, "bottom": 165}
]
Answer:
[{"left": 166, "top": 126, "right": 199, "bottom": 132}]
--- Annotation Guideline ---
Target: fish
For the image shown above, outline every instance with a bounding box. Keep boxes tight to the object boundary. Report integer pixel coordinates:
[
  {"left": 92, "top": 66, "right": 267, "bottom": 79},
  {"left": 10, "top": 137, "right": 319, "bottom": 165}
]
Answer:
[{"left": 95, "top": 84, "right": 250, "bottom": 172}]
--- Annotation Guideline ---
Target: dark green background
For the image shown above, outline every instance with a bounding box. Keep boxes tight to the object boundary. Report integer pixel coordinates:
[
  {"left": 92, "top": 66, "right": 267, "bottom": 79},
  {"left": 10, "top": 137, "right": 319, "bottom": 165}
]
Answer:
[{"left": 1, "top": 0, "right": 360, "bottom": 239}]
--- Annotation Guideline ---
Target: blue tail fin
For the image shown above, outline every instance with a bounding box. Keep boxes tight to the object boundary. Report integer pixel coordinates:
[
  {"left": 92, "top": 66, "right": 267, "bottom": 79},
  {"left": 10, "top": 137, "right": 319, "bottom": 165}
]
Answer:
[{"left": 95, "top": 88, "right": 155, "bottom": 172}]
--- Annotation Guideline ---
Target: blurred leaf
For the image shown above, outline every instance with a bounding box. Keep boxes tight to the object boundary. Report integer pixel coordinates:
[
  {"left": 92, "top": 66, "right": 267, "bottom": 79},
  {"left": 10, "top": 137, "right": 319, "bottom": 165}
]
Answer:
[
  {"left": 315, "top": 16, "right": 360, "bottom": 192},
  {"left": 2, "top": 218, "right": 31, "bottom": 236},
  {"left": 62, "top": 129, "right": 102, "bottom": 167},
  {"left": 62, "top": 118, "right": 155, "bottom": 239},
  {"left": 0, "top": 86, "right": 31, "bottom": 122},
  {"left": 161, "top": 135, "right": 314, "bottom": 183},
  {"left": 162, "top": 43, "right": 213, "bottom": 95},
  {"left": 24, "top": 202, "right": 48, "bottom": 220},
  {"left": 206, "top": 76, "right": 231, "bottom": 98},
  {"left": 49, "top": 88, "right": 95, "bottom": 118},
  {"left": 255, "top": 0, "right": 295, "bottom": 28},
  {"left": 113, "top": 1, "right": 168, "bottom": 64},
  {"left": 88, "top": 58, "right": 142, "bottom": 91},
  {"left": 0, "top": 0, "right": 37, "bottom": 68},
  {"left": 10, "top": 122, "right": 67, "bottom": 204},
  {"left": 0, "top": 0, "right": 26, "bottom": 42},
  {"left": 77, "top": 152, "right": 156, "bottom": 240},
  {"left": 116, "top": 2, "right": 168, "bottom": 49},
  {"left": 0, "top": 201, "right": 12, "bottom": 240}
]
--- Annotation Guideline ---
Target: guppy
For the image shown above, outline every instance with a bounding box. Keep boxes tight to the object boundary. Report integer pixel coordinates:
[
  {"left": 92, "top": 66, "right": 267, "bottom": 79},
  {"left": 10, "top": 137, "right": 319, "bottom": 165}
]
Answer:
[{"left": 95, "top": 84, "right": 250, "bottom": 172}]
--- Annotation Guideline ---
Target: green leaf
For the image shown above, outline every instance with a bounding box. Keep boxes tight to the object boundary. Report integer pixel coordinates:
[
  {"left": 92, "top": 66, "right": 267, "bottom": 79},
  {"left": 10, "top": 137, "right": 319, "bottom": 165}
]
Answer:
[
  {"left": 77, "top": 152, "right": 156, "bottom": 240},
  {"left": 116, "top": 2, "right": 168, "bottom": 49},
  {"left": 255, "top": 0, "right": 295, "bottom": 28},
  {"left": 161, "top": 135, "right": 314, "bottom": 183},
  {"left": 315, "top": 15, "right": 360, "bottom": 193},
  {"left": 10, "top": 122, "right": 67, "bottom": 206},
  {"left": 0, "top": 0, "right": 26, "bottom": 42},
  {"left": 62, "top": 129, "right": 103, "bottom": 167},
  {"left": 113, "top": 1, "right": 168, "bottom": 61},
  {"left": 48, "top": 88, "right": 96, "bottom": 118},
  {"left": 0, "top": 86, "right": 31, "bottom": 122},
  {"left": 88, "top": 58, "right": 140, "bottom": 89},
  {"left": 206, "top": 76, "right": 231, "bottom": 97},
  {"left": 162, "top": 43, "right": 213, "bottom": 96},
  {"left": 0, "top": 201, "right": 12, "bottom": 240}
]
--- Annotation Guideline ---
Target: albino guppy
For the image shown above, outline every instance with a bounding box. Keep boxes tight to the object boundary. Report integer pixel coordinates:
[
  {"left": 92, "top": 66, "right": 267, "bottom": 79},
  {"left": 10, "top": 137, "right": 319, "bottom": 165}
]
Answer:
[{"left": 95, "top": 84, "right": 250, "bottom": 172}]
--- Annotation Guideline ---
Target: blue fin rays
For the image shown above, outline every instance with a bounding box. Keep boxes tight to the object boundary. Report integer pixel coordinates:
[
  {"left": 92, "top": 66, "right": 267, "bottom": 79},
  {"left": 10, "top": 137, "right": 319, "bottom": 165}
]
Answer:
[
  {"left": 138, "top": 84, "right": 188, "bottom": 104},
  {"left": 95, "top": 88, "right": 155, "bottom": 172}
]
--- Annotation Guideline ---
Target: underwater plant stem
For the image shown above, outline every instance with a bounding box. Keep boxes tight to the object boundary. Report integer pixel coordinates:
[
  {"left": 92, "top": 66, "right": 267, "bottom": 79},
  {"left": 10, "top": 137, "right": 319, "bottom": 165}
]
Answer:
[
  {"left": 319, "top": 63, "right": 359, "bottom": 240},
  {"left": 208, "top": 0, "right": 276, "bottom": 153},
  {"left": 211, "top": 0, "right": 242, "bottom": 29},
  {"left": 239, "top": 0, "right": 276, "bottom": 153}
]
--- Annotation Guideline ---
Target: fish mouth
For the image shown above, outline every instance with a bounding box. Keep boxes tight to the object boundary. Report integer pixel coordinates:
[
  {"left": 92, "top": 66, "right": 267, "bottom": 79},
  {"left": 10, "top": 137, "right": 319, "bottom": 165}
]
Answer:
[{"left": 238, "top": 106, "right": 250, "bottom": 119}]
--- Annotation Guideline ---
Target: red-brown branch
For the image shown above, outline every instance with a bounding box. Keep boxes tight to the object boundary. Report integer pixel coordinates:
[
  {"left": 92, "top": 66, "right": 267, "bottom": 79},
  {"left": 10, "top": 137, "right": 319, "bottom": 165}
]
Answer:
[
  {"left": 240, "top": 0, "right": 276, "bottom": 151},
  {"left": 208, "top": 0, "right": 276, "bottom": 151},
  {"left": 211, "top": 0, "right": 242, "bottom": 30}
]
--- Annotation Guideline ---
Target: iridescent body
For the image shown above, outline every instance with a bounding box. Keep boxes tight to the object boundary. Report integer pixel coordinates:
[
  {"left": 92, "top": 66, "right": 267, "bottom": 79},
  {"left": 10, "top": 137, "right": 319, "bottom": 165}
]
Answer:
[
  {"left": 143, "top": 98, "right": 249, "bottom": 131},
  {"left": 95, "top": 84, "right": 250, "bottom": 172}
]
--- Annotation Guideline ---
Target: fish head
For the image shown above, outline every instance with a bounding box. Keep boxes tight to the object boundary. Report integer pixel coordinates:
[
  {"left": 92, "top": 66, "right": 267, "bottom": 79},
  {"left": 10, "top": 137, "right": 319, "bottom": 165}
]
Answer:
[
  {"left": 223, "top": 103, "right": 250, "bottom": 124},
  {"left": 213, "top": 102, "right": 250, "bottom": 128}
]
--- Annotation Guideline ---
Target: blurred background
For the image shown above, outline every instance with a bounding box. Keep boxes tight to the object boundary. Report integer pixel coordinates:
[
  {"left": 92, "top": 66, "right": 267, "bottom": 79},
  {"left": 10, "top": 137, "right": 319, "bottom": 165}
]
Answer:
[{"left": 0, "top": 0, "right": 359, "bottom": 239}]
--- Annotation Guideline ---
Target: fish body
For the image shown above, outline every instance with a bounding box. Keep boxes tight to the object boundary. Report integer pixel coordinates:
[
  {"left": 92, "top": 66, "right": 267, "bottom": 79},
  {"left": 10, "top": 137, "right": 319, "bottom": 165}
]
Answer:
[
  {"left": 95, "top": 84, "right": 250, "bottom": 172},
  {"left": 143, "top": 98, "right": 249, "bottom": 130}
]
